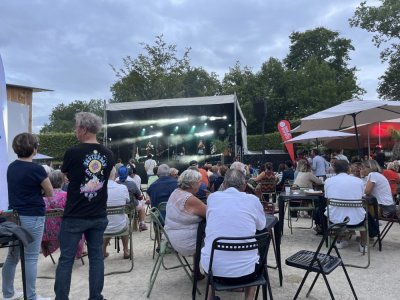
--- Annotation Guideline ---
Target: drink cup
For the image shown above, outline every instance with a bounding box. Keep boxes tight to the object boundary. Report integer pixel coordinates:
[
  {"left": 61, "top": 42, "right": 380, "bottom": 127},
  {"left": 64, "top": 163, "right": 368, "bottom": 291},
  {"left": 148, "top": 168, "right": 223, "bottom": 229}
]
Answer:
[{"left": 285, "top": 186, "right": 291, "bottom": 194}]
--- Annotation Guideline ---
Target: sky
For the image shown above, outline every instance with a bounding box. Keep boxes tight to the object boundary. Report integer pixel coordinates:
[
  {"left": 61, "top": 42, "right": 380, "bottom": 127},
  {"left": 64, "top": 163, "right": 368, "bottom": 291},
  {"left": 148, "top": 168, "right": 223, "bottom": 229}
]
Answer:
[{"left": 0, "top": 0, "right": 385, "bottom": 133}]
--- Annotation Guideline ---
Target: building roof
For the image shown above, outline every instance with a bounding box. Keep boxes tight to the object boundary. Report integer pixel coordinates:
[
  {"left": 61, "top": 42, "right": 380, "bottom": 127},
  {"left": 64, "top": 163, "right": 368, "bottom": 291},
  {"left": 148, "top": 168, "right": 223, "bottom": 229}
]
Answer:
[{"left": 6, "top": 83, "right": 53, "bottom": 93}]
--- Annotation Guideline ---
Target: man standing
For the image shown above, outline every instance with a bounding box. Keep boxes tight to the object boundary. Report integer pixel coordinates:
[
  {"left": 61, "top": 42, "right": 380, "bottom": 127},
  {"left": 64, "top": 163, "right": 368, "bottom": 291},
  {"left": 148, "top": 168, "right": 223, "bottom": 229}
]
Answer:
[
  {"left": 54, "top": 112, "right": 113, "bottom": 300},
  {"left": 310, "top": 149, "right": 329, "bottom": 178},
  {"left": 144, "top": 154, "right": 157, "bottom": 180}
]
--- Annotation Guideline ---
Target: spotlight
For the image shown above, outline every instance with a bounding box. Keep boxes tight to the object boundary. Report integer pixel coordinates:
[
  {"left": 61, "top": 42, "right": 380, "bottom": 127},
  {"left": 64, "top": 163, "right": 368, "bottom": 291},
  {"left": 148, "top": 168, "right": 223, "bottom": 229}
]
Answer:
[
  {"left": 228, "top": 124, "right": 232, "bottom": 127},
  {"left": 195, "top": 130, "right": 214, "bottom": 137},
  {"left": 204, "top": 123, "right": 207, "bottom": 126},
  {"left": 223, "top": 116, "right": 227, "bottom": 120},
  {"left": 150, "top": 125, "right": 154, "bottom": 128}
]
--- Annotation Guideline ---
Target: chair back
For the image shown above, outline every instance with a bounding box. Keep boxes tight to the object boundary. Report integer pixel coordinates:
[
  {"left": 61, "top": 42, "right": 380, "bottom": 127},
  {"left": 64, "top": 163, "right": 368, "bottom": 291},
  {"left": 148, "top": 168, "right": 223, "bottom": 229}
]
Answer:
[
  {"left": 326, "top": 199, "right": 368, "bottom": 234},
  {"left": 149, "top": 207, "right": 170, "bottom": 242},
  {"left": 209, "top": 232, "right": 271, "bottom": 276}
]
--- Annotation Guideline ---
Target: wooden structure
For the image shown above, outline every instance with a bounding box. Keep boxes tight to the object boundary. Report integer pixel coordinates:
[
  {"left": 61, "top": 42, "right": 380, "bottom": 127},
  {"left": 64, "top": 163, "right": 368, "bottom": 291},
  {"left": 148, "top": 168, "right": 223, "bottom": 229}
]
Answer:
[{"left": 6, "top": 83, "right": 52, "bottom": 132}]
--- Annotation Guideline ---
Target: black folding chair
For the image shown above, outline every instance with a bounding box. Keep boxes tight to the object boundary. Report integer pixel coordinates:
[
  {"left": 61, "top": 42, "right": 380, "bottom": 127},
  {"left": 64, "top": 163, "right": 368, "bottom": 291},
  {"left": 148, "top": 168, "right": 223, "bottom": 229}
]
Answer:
[
  {"left": 205, "top": 232, "right": 272, "bottom": 300},
  {"left": 285, "top": 217, "right": 358, "bottom": 300}
]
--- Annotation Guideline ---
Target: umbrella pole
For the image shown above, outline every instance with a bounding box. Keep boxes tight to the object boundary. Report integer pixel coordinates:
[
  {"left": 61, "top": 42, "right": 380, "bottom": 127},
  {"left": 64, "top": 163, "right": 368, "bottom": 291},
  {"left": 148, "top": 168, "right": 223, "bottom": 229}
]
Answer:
[{"left": 351, "top": 113, "right": 361, "bottom": 157}]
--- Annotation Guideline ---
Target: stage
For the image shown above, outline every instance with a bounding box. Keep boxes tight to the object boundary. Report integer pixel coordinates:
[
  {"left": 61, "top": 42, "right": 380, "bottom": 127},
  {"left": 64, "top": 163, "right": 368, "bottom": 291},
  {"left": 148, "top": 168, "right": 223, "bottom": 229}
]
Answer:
[{"left": 105, "top": 94, "right": 248, "bottom": 164}]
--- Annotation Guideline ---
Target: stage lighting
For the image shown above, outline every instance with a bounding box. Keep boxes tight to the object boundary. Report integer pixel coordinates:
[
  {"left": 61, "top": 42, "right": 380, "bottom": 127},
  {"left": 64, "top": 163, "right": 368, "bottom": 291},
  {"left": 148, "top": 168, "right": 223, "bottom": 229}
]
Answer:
[
  {"left": 150, "top": 125, "right": 153, "bottom": 128},
  {"left": 195, "top": 130, "right": 214, "bottom": 137},
  {"left": 228, "top": 124, "right": 232, "bottom": 127},
  {"left": 155, "top": 132, "right": 163, "bottom": 137},
  {"left": 223, "top": 116, "right": 227, "bottom": 120},
  {"left": 200, "top": 115, "right": 207, "bottom": 121},
  {"left": 106, "top": 121, "right": 135, "bottom": 128},
  {"left": 204, "top": 123, "right": 207, "bottom": 126}
]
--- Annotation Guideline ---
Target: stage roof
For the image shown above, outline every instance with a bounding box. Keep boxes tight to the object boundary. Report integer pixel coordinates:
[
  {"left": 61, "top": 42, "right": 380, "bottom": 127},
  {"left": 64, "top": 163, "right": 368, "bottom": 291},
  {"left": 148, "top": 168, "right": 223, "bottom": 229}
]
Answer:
[{"left": 106, "top": 94, "right": 247, "bottom": 126}]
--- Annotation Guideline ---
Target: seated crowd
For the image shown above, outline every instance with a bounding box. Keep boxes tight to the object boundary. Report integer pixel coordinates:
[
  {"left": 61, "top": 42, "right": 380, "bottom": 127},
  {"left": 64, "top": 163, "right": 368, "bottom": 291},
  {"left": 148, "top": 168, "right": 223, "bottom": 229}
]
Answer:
[{"left": 4, "top": 136, "right": 400, "bottom": 300}]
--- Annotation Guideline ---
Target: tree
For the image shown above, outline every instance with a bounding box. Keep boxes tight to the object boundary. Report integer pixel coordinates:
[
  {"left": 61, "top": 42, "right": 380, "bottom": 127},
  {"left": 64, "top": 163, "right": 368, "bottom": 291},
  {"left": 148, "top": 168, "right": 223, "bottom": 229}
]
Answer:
[
  {"left": 110, "top": 35, "right": 220, "bottom": 102},
  {"left": 40, "top": 99, "right": 104, "bottom": 133},
  {"left": 284, "top": 27, "right": 364, "bottom": 116},
  {"left": 350, "top": 0, "right": 400, "bottom": 99},
  {"left": 221, "top": 62, "right": 260, "bottom": 134}
]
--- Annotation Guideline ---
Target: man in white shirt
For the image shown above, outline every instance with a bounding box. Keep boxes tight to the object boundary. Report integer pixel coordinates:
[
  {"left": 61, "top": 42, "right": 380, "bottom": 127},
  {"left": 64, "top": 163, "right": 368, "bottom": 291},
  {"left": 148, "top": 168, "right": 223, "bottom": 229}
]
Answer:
[
  {"left": 144, "top": 154, "right": 157, "bottom": 179},
  {"left": 324, "top": 160, "right": 367, "bottom": 252},
  {"left": 201, "top": 169, "right": 266, "bottom": 300}
]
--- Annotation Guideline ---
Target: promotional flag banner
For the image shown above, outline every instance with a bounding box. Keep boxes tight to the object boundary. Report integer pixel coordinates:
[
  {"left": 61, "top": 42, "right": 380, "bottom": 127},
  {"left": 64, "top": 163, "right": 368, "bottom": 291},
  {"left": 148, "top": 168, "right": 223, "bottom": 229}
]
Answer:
[
  {"left": 0, "top": 54, "right": 9, "bottom": 210},
  {"left": 277, "top": 120, "right": 295, "bottom": 162}
]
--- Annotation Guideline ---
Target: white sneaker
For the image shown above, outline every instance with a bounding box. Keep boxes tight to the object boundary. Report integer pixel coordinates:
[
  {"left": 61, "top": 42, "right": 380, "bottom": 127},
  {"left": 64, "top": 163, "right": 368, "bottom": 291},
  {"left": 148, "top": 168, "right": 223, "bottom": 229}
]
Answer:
[
  {"left": 4, "top": 291, "right": 23, "bottom": 300},
  {"left": 359, "top": 244, "right": 368, "bottom": 253},
  {"left": 335, "top": 240, "right": 348, "bottom": 249}
]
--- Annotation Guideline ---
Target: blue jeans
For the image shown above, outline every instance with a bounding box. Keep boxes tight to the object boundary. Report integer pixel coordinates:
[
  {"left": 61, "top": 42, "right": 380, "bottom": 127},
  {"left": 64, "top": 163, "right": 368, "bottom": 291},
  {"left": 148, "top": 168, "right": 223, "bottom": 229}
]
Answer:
[
  {"left": 54, "top": 217, "right": 108, "bottom": 300},
  {"left": 2, "top": 215, "right": 45, "bottom": 300}
]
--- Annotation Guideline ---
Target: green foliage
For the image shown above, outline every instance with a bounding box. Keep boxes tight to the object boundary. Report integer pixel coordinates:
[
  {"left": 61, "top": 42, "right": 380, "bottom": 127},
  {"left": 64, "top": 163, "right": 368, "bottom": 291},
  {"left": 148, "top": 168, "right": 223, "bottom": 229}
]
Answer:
[
  {"left": 40, "top": 99, "right": 105, "bottom": 133},
  {"left": 38, "top": 132, "right": 104, "bottom": 161},
  {"left": 350, "top": 0, "right": 400, "bottom": 99},
  {"left": 110, "top": 35, "right": 220, "bottom": 102},
  {"left": 38, "top": 133, "right": 79, "bottom": 161},
  {"left": 247, "top": 132, "right": 282, "bottom": 151},
  {"left": 211, "top": 138, "right": 230, "bottom": 154}
]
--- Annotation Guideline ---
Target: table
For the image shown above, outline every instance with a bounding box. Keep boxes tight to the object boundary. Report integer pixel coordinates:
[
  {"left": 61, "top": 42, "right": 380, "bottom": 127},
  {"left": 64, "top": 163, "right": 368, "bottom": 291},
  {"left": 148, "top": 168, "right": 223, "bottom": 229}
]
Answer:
[
  {"left": 192, "top": 214, "right": 282, "bottom": 299},
  {"left": 0, "top": 235, "right": 27, "bottom": 300},
  {"left": 278, "top": 191, "right": 325, "bottom": 235}
]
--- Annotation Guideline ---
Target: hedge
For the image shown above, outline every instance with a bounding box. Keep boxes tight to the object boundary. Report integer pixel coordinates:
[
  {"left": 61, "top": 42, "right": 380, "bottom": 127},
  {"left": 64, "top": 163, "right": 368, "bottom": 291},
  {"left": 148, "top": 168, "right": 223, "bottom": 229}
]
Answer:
[
  {"left": 247, "top": 132, "right": 283, "bottom": 151},
  {"left": 38, "top": 132, "right": 281, "bottom": 161}
]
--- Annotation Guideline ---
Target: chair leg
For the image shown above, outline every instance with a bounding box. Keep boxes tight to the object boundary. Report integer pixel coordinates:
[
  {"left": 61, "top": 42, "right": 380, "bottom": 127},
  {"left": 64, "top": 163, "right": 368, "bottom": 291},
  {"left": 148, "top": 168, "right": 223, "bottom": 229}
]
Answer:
[
  {"left": 320, "top": 272, "right": 335, "bottom": 300},
  {"left": 293, "top": 270, "right": 310, "bottom": 299},
  {"left": 306, "top": 273, "right": 320, "bottom": 297},
  {"left": 265, "top": 269, "right": 273, "bottom": 300},
  {"left": 340, "top": 263, "right": 358, "bottom": 300},
  {"left": 147, "top": 251, "right": 165, "bottom": 297}
]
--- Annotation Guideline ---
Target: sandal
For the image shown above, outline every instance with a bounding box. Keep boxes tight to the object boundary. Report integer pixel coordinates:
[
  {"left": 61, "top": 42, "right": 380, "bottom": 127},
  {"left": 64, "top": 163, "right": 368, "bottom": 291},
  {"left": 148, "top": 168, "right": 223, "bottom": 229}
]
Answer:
[
  {"left": 123, "top": 252, "right": 131, "bottom": 259},
  {"left": 103, "top": 252, "right": 109, "bottom": 259}
]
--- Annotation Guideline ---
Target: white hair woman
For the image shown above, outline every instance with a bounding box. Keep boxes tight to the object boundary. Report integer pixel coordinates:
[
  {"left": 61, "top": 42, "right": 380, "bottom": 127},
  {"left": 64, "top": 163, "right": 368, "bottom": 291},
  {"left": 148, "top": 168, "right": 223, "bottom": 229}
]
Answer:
[{"left": 164, "top": 169, "right": 207, "bottom": 278}]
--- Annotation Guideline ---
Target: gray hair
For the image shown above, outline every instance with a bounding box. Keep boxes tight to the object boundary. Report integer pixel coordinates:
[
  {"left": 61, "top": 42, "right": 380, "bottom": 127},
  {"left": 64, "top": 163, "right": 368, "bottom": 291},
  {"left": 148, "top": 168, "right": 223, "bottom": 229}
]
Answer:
[
  {"left": 224, "top": 169, "right": 246, "bottom": 190},
  {"left": 230, "top": 161, "right": 246, "bottom": 175},
  {"left": 157, "top": 164, "right": 170, "bottom": 176},
  {"left": 42, "top": 164, "right": 53, "bottom": 175},
  {"left": 178, "top": 169, "right": 201, "bottom": 190},
  {"left": 75, "top": 112, "right": 102, "bottom": 134},
  {"left": 49, "top": 170, "right": 64, "bottom": 189}
]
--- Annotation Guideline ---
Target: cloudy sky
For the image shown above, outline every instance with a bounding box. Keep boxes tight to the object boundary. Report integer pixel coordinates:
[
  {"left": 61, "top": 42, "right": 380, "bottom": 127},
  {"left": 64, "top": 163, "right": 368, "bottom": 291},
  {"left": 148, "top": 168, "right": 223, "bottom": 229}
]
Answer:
[{"left": 0, "top": 0, "right": 384, "bottom": 132}]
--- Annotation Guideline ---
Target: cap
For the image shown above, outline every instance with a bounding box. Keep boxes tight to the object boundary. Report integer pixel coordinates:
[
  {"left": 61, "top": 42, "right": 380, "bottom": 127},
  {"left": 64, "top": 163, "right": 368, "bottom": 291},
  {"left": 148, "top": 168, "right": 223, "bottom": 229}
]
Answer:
[{"left": 118, "top": 166, "right": 129, "bottom": 182}]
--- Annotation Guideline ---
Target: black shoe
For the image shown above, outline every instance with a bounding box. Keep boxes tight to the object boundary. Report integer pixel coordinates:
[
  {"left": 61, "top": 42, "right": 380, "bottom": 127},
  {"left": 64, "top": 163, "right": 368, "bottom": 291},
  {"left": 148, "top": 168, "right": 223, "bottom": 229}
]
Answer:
[{"left": 0, "top": 262, "right": 3, "bottom": 268}]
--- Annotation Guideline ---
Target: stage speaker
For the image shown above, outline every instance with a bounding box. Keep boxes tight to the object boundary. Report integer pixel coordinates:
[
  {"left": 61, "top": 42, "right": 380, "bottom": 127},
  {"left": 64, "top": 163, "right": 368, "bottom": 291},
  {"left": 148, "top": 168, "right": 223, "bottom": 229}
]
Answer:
[{"left": 253, "top": 100, "right": 267, "bottom": 120}]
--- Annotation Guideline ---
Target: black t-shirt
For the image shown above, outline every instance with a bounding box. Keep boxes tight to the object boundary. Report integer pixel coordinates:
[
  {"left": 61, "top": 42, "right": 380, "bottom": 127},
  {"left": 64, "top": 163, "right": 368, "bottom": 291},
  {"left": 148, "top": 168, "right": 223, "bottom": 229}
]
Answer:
[
  {"left": 62, "top": 143, "right": 114, "bottom": 218},
  {"left": 7, "top": 160, "right": 47, "bottom": 216}
]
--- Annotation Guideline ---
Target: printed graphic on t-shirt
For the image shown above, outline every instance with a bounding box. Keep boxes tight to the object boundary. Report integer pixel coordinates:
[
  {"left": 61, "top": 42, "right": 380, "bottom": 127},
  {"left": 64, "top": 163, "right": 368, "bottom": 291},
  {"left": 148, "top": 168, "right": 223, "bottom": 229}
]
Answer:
[{"left": 80, "top": 150, "right": 108, "bottom": 200}]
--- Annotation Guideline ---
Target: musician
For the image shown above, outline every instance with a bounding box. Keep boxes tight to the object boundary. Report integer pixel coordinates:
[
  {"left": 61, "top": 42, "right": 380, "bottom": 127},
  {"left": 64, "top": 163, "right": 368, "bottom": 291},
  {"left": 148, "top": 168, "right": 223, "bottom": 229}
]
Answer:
[
  {"left": 197, "top": 139, "right": 205, "bottom": 155},
  {"left": 146, "top": 141, "right": 154, "bottom": 155}
]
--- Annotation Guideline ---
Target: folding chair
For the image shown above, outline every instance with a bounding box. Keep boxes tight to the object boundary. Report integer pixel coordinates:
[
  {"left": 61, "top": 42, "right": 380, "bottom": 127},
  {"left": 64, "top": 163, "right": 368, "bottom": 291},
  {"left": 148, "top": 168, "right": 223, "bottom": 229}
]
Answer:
[
  {"left": 147, "top": 207, "right": 199, "bottom": 298},
  {"left": 286, "top": 217, "right": 358, "bottom": 300},
  {"left": 204, "top": 232, "right": 272, "bottom": 300},
  {"left": 372, "top": 206, "right": 400, "bottom": 249},
  {"left": 326, "top": 199, "right": 370, "bottom": 269},
  {"left": 42, "top": 208, "right": 86, "bottom": 266},
  {"left": 287, "top": 198, "right": 315, "bottom": 234},
  {"left": 104, "top": 204, "right": 134, "bottom": 276},
  {"left": 152, "top": 202, "right": 167, "bottom": 259}
]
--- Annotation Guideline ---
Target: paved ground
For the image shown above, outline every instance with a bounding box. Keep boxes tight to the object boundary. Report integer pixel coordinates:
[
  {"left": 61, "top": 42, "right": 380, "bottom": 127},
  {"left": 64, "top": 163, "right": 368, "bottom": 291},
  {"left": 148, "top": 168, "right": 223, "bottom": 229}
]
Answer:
[{"left": 1, "top": 217, "right": 399, "bottom": 299}]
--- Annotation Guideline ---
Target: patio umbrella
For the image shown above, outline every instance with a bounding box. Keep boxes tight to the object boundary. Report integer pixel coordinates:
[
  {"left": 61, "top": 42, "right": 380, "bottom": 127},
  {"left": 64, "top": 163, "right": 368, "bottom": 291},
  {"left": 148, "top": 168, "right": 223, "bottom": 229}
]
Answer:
[
  {"left": 284, "top": 130, "right": 356, "bottom": 144},
  {"left": 293, "top": 99, "right": 400, "bottom": 153},
  {"left": 33, "top": 153, "right": 53, "bottom": 160}
]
